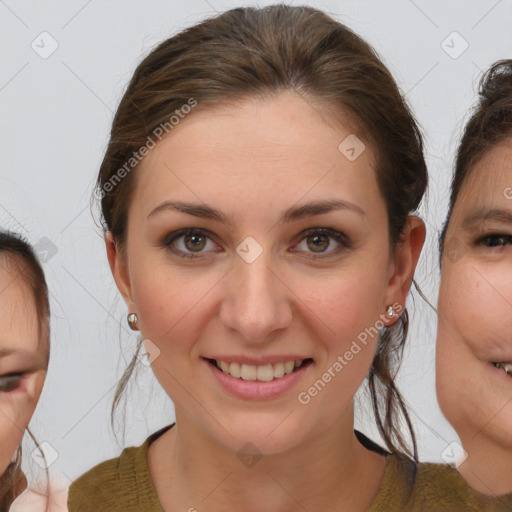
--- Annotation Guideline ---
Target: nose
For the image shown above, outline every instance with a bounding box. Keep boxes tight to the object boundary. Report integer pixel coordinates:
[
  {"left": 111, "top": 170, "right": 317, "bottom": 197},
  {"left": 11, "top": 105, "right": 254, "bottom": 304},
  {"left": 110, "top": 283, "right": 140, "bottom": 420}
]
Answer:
[{"left": 220, "top": 250, "right": 293, "bottom": 344}]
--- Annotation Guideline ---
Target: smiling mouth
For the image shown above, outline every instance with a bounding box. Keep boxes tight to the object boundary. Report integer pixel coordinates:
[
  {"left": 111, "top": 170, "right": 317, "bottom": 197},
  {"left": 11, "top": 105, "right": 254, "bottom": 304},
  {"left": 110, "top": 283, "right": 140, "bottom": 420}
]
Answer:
[
  {"left": 491, "top": 362, "right": 512, "bottom": 375},
  {"left": 205, "top": 358, "right": 314, "bottom": 382}
]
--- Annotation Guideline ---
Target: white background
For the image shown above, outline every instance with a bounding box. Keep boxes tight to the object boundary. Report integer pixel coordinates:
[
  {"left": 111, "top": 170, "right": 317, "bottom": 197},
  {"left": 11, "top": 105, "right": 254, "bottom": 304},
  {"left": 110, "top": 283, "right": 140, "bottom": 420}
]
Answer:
[{"left": 1, "top": 0, "right": 511, "bottom": 484}]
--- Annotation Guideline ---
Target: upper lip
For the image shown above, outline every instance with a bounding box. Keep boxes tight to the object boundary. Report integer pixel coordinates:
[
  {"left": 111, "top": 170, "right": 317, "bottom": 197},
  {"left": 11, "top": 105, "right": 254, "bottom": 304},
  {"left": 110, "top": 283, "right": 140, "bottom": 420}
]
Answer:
[{"left": 203, "top": 355, "right": 312, "bottom": 365}]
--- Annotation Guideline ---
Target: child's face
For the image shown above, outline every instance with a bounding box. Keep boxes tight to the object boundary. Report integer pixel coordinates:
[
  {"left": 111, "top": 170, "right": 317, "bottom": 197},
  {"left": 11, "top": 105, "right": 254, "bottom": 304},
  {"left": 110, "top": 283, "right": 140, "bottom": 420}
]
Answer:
[
  {"left": 0, "top": 259, "right": 47, "bottom": 476},
  {"left": 108, "top": 91, "right": 418, "bottom": 455},
  {"left": 437, "top": 138, "right": 512, "bottom": 457}
]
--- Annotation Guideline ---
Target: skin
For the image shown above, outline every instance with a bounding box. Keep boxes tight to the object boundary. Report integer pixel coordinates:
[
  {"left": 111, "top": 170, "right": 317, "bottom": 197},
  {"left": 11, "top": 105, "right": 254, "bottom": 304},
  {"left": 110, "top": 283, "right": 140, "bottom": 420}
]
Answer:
[
  {"left": 437, "top": 138, "right": 512, "bottom": 496},
  {"left": 107, "top": 91, "right": 425, "bottom": 512},
  {"left": 0, "top": 257, "right": 48, "bottom": 478},
  {"left": 10, "top": 478, "right": 69, "bottom": 511}
]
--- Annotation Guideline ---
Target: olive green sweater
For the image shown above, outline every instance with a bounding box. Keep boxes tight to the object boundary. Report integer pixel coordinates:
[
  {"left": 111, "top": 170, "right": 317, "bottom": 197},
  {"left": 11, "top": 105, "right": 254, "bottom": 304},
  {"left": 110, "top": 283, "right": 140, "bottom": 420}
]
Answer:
[{"left": 68, "top": 424, "right": 512, "bottom": 511}]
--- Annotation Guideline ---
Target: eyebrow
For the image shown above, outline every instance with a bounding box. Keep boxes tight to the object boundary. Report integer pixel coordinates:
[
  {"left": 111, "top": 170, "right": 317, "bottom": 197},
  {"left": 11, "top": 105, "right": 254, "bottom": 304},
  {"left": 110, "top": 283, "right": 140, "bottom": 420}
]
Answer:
[
  {"left": 0, "top": 348, "right": 23, "bottom": 358},
  {"left": 0, "top": 348, "right": 47, "bottom": 370},
  {"left": 147, "top": 199, "right": 366, "bottom": 226},
  {"left": 461, "top": 207, "right": 512, "bottom": 230}
]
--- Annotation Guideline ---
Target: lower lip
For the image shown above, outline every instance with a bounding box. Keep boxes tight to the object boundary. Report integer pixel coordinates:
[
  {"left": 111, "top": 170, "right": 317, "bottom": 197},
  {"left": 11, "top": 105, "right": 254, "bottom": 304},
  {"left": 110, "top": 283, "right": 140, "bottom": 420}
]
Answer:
[{"left": 203, "top": 358, "right": 313, "bottom": 400}]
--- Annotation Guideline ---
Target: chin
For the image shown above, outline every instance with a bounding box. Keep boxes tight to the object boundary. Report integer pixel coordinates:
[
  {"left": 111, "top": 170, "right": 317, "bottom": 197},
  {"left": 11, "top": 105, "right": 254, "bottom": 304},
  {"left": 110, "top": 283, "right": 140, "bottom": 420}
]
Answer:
[
  {"left": 203, "top": 413, "right": 312, "bottom": 456},
  {"left": 484, "top": 416, "right": 512, "bottom": 451}
]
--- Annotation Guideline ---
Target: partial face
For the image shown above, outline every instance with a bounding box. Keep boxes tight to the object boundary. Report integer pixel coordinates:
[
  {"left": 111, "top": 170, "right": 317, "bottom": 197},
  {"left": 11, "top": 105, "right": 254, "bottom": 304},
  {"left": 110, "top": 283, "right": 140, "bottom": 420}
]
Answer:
[
  {"left": 437, "top": 138, "right": 512, "bottom": 450},
  {"left": 0, "top": 259, "right": 47, "bottom": 476},
  {"left": 113, "top": 92, "right": 408, "bottom": 454}
]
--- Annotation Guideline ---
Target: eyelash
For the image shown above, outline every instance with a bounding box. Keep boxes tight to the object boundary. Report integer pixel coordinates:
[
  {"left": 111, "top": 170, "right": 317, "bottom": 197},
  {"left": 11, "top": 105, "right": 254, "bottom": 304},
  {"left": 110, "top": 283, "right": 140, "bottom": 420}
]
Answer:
[
  {"left": 476, "top": 233, "right": 512, "bottom": 248},
  {"left": 162, "top": 228, "right": 350, "bottom": 260},
  {"left": 0, "top": 373, "right": 25, "bottom": 393}
]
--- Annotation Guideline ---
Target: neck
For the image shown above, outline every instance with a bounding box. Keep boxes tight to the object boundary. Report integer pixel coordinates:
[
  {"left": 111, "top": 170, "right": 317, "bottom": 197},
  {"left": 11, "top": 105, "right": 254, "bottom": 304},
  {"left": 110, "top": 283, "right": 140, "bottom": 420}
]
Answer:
[
  {"left": 458, "top": 434, "right": 512, "bottom": 496},
  {"left": 149, "top": 406, "right": 387, "bottom": 512}
]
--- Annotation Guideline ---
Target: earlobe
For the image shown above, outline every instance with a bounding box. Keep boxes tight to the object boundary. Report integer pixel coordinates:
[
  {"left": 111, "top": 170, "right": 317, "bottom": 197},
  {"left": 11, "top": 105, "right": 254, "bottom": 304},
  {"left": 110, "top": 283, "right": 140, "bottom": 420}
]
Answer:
[
  {"left": 382, "top": 302, "right": 401, "bottom": 327},
  {"left": 105, "top": 231, "right": 136, "bottom": 312}
]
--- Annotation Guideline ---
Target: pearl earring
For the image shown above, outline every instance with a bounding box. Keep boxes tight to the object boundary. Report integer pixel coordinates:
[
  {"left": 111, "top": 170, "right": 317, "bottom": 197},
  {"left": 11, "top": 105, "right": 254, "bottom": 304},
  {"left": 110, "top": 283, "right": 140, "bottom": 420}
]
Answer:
[
  {"left": 127, "top": 313, "right": 139, "bottom": 330},
  {"left": 386, "top": 305, "right": 396, "bottom": 318}
]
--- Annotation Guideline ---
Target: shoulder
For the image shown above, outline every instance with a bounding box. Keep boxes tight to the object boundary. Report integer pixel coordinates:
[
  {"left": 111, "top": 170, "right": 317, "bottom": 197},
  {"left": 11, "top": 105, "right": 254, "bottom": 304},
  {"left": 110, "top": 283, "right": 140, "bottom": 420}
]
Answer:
[
  {"left": 411, "top": 462, "right": 512, "bottom": 511},
  {"left": 369, "top": 455, "right": 512, "bottom": 512},
  {"left": 355, "top": 432, "right": 418, "bottom": 511},
  {"left": 67, "top": 425, "right": 173, "bottom": 512},
  {"left": 67, "top": 445, "right": 143, "bottom": 511},
  {"left": 367, "top": 453, "right": 418, "bottom": 511}
]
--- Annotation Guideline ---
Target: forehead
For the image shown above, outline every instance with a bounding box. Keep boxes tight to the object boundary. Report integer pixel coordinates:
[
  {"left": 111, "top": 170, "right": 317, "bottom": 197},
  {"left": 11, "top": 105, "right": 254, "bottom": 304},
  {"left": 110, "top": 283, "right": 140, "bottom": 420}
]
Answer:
[
  {"left": 132, "top": 92, "right": 380, "bottom": 219},
  {"left": 0, "top": 258, "right": 41, "bottom": 355},
  {"left": 459, "top": 138, "right": 512, "bottom": 206}
]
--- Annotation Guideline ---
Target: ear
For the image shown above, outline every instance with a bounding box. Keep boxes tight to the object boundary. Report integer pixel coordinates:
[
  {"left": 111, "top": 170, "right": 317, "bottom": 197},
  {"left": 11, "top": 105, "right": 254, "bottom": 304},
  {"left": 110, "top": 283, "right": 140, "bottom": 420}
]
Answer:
[
  {"left": 105, "top": 231, "right": 137, "bottom": 313},
  {"left": 383, "top": 215, "right": 426, "bottom": 325}
]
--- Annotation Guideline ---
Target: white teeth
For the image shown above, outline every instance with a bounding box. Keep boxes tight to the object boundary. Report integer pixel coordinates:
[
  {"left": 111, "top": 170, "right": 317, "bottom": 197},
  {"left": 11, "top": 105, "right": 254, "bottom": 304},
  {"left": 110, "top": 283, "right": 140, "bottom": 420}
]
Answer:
[
  {"left": 213, "top": 359, "right": 307, "bottom": 381},
  {"left": 256, "top": 364, "right": 274, "bottom": 382},
  {"left": 230, "top": 362, "right": 241, "bottom": 379},
  {"left": 273, "top": 362, "right": 284, "bottom": 378},
  {"left": 284, "top": 361, "right": 295, "bottom": 374},
  {"left": 241, "top": 364, "right": 257, "bottom": 381},
  {"left": 493, "top": 362, "right": 512, "bottom": 375}
]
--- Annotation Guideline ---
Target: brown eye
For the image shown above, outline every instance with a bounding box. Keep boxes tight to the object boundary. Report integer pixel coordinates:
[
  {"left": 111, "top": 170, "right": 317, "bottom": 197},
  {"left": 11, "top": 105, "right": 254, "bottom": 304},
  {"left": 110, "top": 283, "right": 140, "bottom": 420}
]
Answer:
[
  {"left": 0, "top": 374, "right": 23, "bottom": 392},
  {"left": 479, "top": 235, "right": 512, "bottom": 248},
  {"left": 306, "top": 234, "right": 330, "bottom": 253},
  {"left": 163, "top": 229, "right": 219, "bottom": 259},
  {"left": 293, "top": 228, "right": 350, "bottom": 258},
  {"left": 184, "top": 233, "right": 207, "bottom": 252}
]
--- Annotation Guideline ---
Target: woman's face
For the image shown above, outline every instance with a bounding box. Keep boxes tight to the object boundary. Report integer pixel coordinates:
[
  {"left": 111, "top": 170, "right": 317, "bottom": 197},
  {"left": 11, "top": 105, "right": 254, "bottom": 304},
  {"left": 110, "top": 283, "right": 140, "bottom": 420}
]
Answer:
[
  {"left": 0, "top": 259, "right": 47, "bottom": 476},
  {"left": 109, "top": 91, "right": 422, "bottom": 454},
  {"left": 437, "top": 138, "right": 512, "bottom": 452}
]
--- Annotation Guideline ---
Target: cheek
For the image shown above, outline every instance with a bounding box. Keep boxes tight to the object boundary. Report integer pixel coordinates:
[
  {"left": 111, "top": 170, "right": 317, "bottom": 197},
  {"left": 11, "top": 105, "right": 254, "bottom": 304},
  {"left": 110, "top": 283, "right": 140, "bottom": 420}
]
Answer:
[
  {"left": 438, "top": 263, "right": 512, "bottom": 446},
  {"left": 131, "top": 261, "right": 227, "bottom": 390},
  {"left": 291, "top": 272, "right": 384, "bottom": 424},
  {"left": 441, "top": 263, "right": 512, "bottom": 358},
  {"left": 0, "top": 398, "right": 34, "bottom": 476},
  {"left": 305, "top": 272, "right": 384, "bottom": 348},
  {"left": 132, "top": 262, "right": 222, "bottom": 342}
]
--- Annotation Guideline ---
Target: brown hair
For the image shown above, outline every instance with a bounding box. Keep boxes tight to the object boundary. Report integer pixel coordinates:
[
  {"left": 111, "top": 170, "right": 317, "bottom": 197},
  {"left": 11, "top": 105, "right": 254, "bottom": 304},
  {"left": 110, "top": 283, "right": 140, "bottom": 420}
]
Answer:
[
  {"left": 0, "top": 451, "right": 27, "bottom": 512},
  {"left": 0, "top": 231, "right": 50, "bottom": 511},
  {"left": 97, "top": 4, "right": 427, "bottom": 461},
  {"left": 439, "top": 59, "right": 512, "bottom": 253}
]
